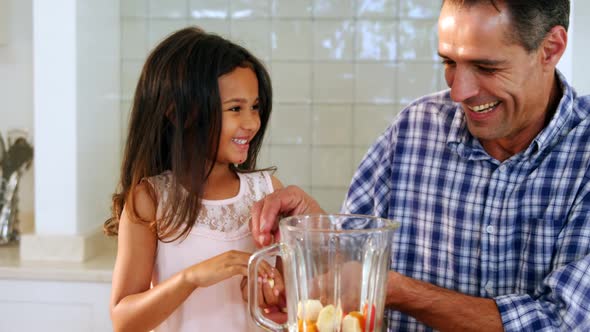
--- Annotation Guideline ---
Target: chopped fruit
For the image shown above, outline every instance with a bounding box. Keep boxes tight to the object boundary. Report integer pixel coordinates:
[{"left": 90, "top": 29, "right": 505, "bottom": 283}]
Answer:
[
  {"left": 295, "top": 299, "right": 378, "bottom": 332},
  {"left": 298, "top": 319, "right": 318, "bottom": 332},
  {"left": 362, "top": 303, "right": 376, "bottom": 332},
  {"left": 297, "top": 299, "right": 323, "bottom": 321},
  {"left": 316, "top": 304, "right": 343, "bottom": 332},
  {"left": 342, "top": 314, "right": 363, "bottom": 332},
  {"left": 267, "top": 278, "right": 275, "bottom": 289},
  {"left": 347, "top": 311, "right": 366, "bottom": 331}
]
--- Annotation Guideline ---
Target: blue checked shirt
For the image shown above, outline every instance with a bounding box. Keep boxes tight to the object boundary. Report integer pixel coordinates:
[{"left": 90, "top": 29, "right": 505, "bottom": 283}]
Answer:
[{"left": 343, "top": 72, "right": 590, "bottom": 331}]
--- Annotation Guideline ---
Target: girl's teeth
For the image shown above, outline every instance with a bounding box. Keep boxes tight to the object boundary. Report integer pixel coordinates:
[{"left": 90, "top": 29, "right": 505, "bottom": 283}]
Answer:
[{"left": 232, "top": 138, "right": 247, "bottom": 144}]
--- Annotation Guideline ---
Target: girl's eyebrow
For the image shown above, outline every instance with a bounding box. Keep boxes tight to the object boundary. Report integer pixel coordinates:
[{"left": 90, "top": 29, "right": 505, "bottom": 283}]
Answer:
[{"left": 222, "top": 97, "right": 259, "bottom": 104}]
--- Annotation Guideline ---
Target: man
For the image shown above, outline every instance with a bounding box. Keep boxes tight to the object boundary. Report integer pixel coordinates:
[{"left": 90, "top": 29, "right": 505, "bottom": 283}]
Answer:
[{"left": 252, "top": 0, "right": 590, "bottom": 331}]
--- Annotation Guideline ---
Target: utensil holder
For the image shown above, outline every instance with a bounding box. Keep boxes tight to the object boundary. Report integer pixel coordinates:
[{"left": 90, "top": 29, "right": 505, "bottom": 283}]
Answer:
[{"left": 0, "top": 173, "right": 20, "bottom": 245}]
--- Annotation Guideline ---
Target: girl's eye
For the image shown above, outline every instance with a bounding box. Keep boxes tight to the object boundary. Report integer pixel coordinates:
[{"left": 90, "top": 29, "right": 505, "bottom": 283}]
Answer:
[
  {"left": 228, "top": 106, "right": 241, "bottom": 112},
  {"left": 252, "top": 104, "right": 260, "bottom": 111}
]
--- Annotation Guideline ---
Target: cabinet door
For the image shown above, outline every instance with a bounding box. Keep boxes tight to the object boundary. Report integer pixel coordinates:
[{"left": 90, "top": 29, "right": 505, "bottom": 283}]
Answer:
[{"left": 0, "top": 279, "right": 112, "bottom": 332}]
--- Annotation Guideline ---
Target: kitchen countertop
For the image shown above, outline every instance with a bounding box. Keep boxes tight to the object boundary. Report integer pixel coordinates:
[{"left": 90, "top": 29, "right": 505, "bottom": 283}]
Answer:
[{"left": 0, "top": 243, "right": 115, "bottom": 283}]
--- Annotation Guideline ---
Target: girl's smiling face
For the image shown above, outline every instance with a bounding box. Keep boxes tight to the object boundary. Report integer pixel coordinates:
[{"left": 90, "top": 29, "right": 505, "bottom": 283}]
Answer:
[{"left": 216, "top": 66, "right": 261, "bottom": 166}]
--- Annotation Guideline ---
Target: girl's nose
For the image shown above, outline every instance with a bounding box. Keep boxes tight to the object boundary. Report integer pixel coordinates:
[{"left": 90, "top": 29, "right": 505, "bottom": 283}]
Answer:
[{"left": 241, "top": 110, "right": 260, "bottom": 131}]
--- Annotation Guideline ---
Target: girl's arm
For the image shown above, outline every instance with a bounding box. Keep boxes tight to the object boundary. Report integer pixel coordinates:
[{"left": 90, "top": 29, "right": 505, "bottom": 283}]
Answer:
[
  {"left": 109, "top": 183, "right": 256, "bottom": 332},
  {"left": 271, "top": 175, "right": 284, "bottom": 192}
]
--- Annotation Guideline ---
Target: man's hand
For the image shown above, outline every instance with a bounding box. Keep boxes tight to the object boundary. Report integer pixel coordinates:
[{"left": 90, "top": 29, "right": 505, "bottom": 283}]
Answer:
[{"left": 251, "top": 185, "right": 324, "bottom": 247}]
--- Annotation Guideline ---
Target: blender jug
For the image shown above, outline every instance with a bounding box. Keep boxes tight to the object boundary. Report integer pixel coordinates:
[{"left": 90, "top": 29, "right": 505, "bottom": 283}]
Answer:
[{"left": 249, "top": 214, "right": 399, "bottom": 332}]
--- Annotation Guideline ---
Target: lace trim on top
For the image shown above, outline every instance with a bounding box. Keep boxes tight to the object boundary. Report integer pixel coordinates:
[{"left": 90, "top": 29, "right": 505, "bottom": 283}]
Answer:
[{"left": 146, "top": 171, "right": 272, "bottom": 238}]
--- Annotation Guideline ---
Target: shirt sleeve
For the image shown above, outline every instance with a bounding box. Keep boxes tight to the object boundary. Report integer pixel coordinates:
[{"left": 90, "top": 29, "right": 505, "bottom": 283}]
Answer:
[
  {"left": 342, "top": 122, "right": 396, "bottom": 218},
  {"left": 495, "top": 182, "right": 590, "bottom": 331}
]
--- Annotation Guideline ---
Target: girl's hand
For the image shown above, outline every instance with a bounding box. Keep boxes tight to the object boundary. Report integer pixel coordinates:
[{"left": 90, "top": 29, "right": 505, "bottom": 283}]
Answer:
[
  {"left": 260, "top": 265, "right": 286, "bottom": 308},
  {"left": 185, "top": 250, "right": 273, "bottom": 288},
  {"left": 240, "top": 266, "right": 287, "bottom": 324},
  {"left": 240, "top": 265, "right": 285, "bottom": 306}
]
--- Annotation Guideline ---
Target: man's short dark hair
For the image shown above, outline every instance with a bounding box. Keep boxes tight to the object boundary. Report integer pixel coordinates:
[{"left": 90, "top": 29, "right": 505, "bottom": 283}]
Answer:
[{"left": 442, "top": 0, "right": 570, "bottom": 52}]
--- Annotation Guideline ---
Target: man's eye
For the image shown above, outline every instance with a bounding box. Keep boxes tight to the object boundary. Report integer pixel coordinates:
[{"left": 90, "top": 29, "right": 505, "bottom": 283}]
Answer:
[
  {"left": 478, "top": 66, "right": 497, "bottom": 74},
  {"left": 440, "top": 59, "right": 455, "bottom": 67}
]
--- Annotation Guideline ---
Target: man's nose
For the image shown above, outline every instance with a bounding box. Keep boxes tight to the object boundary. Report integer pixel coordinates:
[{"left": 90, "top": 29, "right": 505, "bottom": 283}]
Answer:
[{"left": 449, "top": 67, "right": 479, "bottom": 103}]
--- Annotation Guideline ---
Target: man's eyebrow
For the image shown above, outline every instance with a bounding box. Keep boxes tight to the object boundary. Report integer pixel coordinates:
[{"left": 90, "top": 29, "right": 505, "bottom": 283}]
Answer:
[{"left": 437, "top": 52, "right": 506, "bottom": 66}]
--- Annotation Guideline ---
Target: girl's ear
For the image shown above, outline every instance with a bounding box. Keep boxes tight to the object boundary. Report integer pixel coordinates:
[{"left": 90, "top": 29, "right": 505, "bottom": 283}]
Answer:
[
  {"left": 166, "top": 107, "right": 198, "bottom": 129},
  {"left": 165, "top": 107, "right": 177, "bottom": 125}
]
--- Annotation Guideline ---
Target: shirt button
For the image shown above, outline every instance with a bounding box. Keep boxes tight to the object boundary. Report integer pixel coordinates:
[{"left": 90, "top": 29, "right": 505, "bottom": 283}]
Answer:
[
  {"left": 485, "top": 282, "right": 494, "bottom": 294},
  {"left": 486, "top": 225, "right": 495, "bottom": 234},
  {"left": 498, "top": 165, "right": 506, "bottom": 172}
]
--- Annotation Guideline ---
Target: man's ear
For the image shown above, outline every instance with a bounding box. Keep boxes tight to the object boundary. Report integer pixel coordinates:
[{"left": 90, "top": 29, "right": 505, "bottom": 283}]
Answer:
[{"left": 539, "top": 25, "right": 568, "bottom": 71}]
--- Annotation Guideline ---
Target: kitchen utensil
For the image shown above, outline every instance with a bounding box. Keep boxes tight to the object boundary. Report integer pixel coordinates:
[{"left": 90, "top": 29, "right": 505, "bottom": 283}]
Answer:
[
  {"left": 0, "top": 131, "right": 5, "bottom": 164},
  {"left": 0, "top": 172, "right": 19, "bottom": 244},
  {"left": 0, "top": 132, "right": 5, "bottom": 206},
  {"left": 2, "top": 137, "right": 33, "bottom": 180},
  {"left": 249, "top": 214, "right": 399, "bottom": 332}
]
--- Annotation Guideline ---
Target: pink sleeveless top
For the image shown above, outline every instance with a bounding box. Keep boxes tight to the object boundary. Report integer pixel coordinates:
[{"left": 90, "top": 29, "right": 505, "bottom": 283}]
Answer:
[{"left": 146, "top": 171, "right": 274, "bottom": 332}]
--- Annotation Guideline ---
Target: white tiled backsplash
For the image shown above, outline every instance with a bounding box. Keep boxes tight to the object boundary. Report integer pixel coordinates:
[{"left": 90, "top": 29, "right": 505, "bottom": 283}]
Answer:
[{"left": 120, "top": 0, "right": 446, "bottom": 212}]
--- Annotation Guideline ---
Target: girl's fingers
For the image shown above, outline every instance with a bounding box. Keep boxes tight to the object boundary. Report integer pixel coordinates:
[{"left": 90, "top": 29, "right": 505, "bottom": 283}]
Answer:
[
  {"left": 258, "top": 260, "right": 272, "bottom": 278},
  {"left": 261, "top": 276, "right": 278, "bottom": 306},
  {"left": 240, "top": 276, "right": 249, "bottom": 302},
  {"left": 270, "top": 267, "right": 284, "bottom": 294},
  {"left": 258, "top": 278, "right": 266, "bottom": 306},
  {"left": 263, "top": 309, "right": 288, "bottom": 324}
]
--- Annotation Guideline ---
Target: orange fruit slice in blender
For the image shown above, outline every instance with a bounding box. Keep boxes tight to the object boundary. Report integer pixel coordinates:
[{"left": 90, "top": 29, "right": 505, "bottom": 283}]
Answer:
[{"left": 298, "top": 319, "right": 318, "bottom": 332}]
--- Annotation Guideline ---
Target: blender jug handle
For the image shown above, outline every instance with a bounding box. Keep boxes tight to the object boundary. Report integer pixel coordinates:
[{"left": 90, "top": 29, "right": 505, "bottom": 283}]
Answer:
[{"left": 248, "top": 243, "right": 288, "bottom": 331}]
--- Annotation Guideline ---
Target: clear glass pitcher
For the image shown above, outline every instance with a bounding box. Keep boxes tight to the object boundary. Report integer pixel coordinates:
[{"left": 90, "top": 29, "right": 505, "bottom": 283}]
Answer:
[{"left": 249, "top": 214, "right": 399, "bottom": 332}]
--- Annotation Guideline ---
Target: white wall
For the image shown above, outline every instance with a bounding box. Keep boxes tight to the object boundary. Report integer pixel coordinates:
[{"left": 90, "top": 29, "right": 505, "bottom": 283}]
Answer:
[
  {"left": 572, "top": 0, "right": 590, "bottom": 95},
  {"left": 0, "top": 0, "right": 34, "bottom": 229}
]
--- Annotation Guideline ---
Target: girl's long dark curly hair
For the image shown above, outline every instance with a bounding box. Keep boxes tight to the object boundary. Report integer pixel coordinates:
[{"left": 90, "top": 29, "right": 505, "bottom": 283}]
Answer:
[{"left": 104, "top": 27, "right": 273, "bottom": 242}]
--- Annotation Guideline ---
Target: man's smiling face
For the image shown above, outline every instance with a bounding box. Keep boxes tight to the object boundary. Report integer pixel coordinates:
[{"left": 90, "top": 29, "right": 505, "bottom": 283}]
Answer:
[{"left": 438, "top": 1, "right": 551, "bottom": 154}]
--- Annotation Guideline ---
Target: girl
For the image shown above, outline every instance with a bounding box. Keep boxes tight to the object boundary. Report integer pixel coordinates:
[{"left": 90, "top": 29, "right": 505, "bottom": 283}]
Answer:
[{"left": 104, "top": 27, "right": 284, "bottom": 331}]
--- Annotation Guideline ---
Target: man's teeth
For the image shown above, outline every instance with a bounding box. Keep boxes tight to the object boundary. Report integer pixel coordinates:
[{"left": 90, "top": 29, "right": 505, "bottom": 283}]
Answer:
[
  {"left": 469, "top": 101, "right": 500, "bottom": 113},
  {"left": 232, "top": 138, "right": 247, "bottom": 144}
]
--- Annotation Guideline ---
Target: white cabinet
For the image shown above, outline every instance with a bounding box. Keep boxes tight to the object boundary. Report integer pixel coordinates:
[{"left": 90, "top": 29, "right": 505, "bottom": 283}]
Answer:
[{"left": 0, "top": 279, "right": 112, "bottom": 332}]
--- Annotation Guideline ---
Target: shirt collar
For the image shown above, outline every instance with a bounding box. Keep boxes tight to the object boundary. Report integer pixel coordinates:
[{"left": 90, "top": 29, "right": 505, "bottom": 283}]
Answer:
[{"left": 446, "top": 69, "right": 575, "bottom": 161}]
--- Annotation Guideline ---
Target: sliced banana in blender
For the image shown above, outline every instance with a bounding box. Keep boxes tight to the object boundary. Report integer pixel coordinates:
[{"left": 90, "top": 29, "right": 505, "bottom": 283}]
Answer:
[
  {"left": 315, "top": 304, "right": 343, "bottom": 332},
  {"left": 297, "top": 299, "right": 324, "bottom": 321}
]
